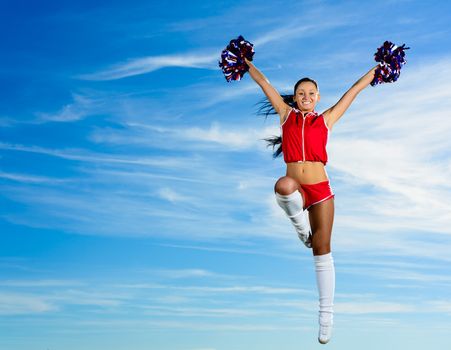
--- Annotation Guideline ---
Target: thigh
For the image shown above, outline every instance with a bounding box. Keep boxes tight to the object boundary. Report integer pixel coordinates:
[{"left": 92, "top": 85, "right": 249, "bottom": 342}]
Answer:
[{"left": 308, "top": 198, "right": 335, "bottom": 254}]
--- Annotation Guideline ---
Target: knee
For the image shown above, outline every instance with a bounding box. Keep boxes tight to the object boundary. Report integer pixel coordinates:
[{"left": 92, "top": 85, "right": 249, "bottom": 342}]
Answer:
[
  {"left": 274, "top": 176, "right": 298, "bottom": 195},
  {"left": 313, "top": 244, "right": 331, "bottom": 256}
]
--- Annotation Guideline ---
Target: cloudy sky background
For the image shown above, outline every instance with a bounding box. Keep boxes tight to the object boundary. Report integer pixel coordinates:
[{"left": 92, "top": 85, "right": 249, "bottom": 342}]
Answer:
[{"left": 1, "top": 0, "right": 451, "bottom": 349}]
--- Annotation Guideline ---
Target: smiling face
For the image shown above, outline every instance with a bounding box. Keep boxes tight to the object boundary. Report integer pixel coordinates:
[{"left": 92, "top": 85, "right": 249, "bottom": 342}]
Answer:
[{"left": 293, "top": 81, "right": 320, "bottom": 113}]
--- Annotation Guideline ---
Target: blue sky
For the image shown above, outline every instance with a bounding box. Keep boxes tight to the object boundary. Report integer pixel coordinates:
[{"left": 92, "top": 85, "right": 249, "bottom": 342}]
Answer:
[{"left": 1, "top": 0, "right": 451, "bottom": 349}]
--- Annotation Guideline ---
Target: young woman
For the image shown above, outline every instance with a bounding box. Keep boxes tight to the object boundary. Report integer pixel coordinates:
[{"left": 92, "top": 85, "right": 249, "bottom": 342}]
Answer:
[{"left": 244, "top": 57, "right": 378, "bottom": 344}]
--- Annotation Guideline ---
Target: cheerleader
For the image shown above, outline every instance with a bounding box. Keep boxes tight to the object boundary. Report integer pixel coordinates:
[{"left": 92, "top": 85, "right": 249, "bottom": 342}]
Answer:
[{"left": 219, "top": 37, "right": 407, "bottom": 344}]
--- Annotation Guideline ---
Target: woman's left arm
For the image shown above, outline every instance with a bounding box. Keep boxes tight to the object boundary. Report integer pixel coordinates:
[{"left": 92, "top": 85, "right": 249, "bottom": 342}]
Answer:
[{"left": 323, "top": 64, "right": 379, "bottom": 130}]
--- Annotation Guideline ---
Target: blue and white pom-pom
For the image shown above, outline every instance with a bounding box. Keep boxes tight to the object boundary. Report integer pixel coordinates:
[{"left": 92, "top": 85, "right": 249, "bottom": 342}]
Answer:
[
  {"left": 371, "top": 41, "right": 409, "bottom": 86},
  {"left": 219, "top": 35, "right": 254, "bottom": 82}
]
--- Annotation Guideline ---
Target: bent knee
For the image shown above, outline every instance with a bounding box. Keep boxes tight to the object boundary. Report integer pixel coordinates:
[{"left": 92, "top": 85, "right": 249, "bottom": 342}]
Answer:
[{"left": 274, "top": 176, "right": 299, "bottom": 195}]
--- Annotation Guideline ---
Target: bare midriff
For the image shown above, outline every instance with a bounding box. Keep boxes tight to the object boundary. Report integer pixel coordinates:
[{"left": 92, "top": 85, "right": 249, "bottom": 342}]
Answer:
[{"left": 286, "top": 161, "right": 329, "bottom": 185}]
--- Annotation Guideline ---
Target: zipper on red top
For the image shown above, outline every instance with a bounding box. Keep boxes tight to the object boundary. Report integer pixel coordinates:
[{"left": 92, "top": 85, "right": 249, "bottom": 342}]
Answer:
[{"left": 301, "top": 113, "right": 306, "bottom": 161}]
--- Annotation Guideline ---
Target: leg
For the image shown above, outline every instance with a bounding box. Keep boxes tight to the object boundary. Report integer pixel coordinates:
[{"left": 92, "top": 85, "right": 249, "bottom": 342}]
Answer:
[
  {"left": 309, "top": 197, "right": 334, "bottom": 256},
  {"left": 308, "top": 198, "right": 335, "bottom": 344},
  {"left": 274, "top": 176, "right": 311, "bottom": 247}
]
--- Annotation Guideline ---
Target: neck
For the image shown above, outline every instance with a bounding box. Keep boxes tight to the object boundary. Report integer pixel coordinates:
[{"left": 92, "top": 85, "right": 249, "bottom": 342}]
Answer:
[{"left": 298, "top": 108, "right": 316, "bottom": 115}]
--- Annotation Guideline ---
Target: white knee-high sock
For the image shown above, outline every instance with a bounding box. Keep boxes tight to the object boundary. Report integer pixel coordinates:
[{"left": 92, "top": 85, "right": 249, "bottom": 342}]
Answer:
[
  {"left": 314, "top": 252, "right": 335, "bottom": 326},
  {"left": 275, "top": 191, "right": 311, "bottom": 246}
]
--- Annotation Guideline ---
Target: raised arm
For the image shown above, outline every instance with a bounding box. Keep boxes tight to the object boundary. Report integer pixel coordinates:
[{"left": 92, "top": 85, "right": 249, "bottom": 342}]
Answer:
[
  {"left": 244, "top": 58, "right": 291, "bottom": 123},
  {"left": 323, "top": 65, "right": 379, "bottom": 130}
]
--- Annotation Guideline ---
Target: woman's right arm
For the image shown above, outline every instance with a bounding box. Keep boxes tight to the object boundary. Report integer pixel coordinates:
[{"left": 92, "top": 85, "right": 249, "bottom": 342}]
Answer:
[{"left": 244, "top": 58, "right": 290, "bottom": 123}]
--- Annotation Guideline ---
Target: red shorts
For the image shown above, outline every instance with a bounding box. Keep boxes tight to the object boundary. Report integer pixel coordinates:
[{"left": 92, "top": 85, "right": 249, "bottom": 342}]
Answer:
[{"left": 299, "top": 180, "right": 335, "bottom": 211}]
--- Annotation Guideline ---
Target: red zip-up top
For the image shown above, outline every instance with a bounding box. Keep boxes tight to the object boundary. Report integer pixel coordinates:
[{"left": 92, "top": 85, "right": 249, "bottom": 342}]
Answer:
[{"left": 281, "top": 108, "right": 330, "bottom": 165}]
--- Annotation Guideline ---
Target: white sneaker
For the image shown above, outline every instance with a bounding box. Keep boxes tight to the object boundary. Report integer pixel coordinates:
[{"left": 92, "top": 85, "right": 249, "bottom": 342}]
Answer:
[{"left": 318, "top": 322, "right": 333, "bottom": 344}]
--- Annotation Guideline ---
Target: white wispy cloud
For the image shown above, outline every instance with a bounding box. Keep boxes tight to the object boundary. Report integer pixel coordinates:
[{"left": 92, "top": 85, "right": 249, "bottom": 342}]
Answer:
[
  {"left": 0, "top": 171, "right": 70, "bottom": 184},
  {"left": 143, "top": 267, "right": 251, "bottom": 283},
  {"left": 252, "top": 11, "right": 356, "bottom": 48},
  {"left": 37, "top": 93, "right": 105, "bottom": 122},
  {"left": 0, "top": 287, "right": 133, "bottom": 315},
  {"left": 0, "top": 292, "right": 56, "bottom": 315},
  {"left": 115, "top": 282, "right": 311, "bottom": 295},
  {"left": 0, "top": 116, "right": 17, "bottom": 127},
  {"left": 0, "top": 257, "right": 44, "bottom": 273},
  {"left": 156, "top": 242, "right": 306, "bottom": 262},
  {"left": 0, "top": 279, "right": 84, "bottom": 287},
  {"left": 158, "top": 187, "right": 193, "bottom": 203},
  {"left": 73, "top": 318, "right": 306, "bottom": 332},
  {"left": 95, "top": 121, "right": 279, "bottom": 152},
  {"left": 339, "top": 264, "right": 451, "bottom": 286},
  {"left": 427, "top": 301, "right": 451, "bottom": 313},
  {"left": 0, "top": 142, "right": 196, "bottom": 169},
  {"left": 79, "top": 52, "right": 219, "bottom": 81},
  {"left": 153, "top": 268, "right": 216, "bottom": 279},
  {"left": 50, "top": 289, "right": 126, "bottom": 307},
  {"left": 336, "top": 301, "right": 415, "bottom": 314},
  {"left": 143, "top": 305, "right": 261, "bottom": 318}
]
